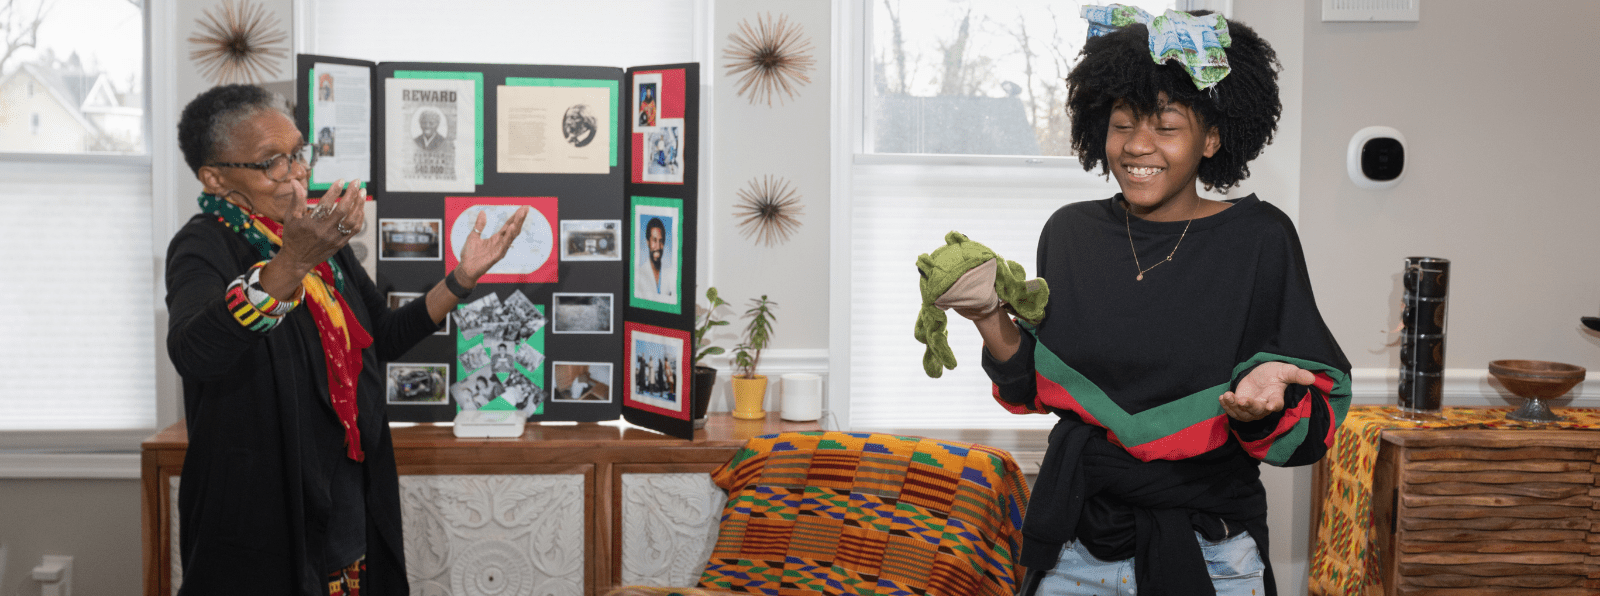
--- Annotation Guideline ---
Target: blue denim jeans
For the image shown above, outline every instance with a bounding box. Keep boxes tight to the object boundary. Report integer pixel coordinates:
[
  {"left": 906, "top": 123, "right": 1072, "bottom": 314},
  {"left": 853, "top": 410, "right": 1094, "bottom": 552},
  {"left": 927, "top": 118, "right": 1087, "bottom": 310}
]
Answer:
[{"left": 1033, "top": 531, "right": 1266, "bottom": 596}]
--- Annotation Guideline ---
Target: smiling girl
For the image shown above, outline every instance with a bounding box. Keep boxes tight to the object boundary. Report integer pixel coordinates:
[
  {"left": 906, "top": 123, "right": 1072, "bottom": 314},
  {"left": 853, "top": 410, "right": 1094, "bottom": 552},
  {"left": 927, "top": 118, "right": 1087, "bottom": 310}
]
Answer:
[{"left": 961, "top": 6, "right": 1352, "bottom": 596}]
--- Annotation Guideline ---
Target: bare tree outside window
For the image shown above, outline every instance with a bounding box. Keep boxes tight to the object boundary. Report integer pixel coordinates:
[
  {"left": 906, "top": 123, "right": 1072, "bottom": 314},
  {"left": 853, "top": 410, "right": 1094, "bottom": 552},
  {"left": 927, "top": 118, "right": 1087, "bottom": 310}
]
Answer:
[
  {"left": 870, "top": 0, "right": 1172, "bottom": 157},
  {"left": 0, "top": 0, "right": 145, "bottom": 155}
]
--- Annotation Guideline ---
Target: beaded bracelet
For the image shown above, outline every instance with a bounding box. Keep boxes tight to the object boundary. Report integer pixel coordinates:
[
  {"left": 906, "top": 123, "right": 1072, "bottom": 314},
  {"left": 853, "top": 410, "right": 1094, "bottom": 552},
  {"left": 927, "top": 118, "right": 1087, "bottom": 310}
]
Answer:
[
  {"left": 225, "top": 276, "right": 283, "bottom": 332},
  {"left": 243, "top": 261, "right": 303, "bottom": 316}
]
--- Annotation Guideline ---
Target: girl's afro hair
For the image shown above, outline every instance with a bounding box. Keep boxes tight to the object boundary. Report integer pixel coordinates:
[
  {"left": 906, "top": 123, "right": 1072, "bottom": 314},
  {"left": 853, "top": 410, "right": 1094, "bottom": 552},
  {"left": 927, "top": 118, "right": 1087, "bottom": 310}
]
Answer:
[{"left": 1065, "top": 13, "right": 1280, "bottom": 192}]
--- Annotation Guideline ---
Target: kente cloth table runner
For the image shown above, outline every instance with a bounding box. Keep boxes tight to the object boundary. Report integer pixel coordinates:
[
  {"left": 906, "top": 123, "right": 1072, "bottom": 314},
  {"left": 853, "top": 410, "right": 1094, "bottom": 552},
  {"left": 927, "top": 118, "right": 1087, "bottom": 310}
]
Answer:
[{"left": 1307, "top": 406, "right": 1600, "bottom": 595}]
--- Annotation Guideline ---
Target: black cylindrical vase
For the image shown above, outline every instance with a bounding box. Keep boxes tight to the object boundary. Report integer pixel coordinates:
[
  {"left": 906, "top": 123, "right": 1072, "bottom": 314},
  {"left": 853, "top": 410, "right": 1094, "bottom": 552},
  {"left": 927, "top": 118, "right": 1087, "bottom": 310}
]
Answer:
[{"left": 1399, "top": 257, "right": 1449, "bottom": 416}]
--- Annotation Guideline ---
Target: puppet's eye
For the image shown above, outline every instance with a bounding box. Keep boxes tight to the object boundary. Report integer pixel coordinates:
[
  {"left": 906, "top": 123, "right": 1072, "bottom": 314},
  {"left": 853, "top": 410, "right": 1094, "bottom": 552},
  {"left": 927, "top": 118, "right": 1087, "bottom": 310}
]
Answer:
[{"left": 918, "top": 266, "right": 928, "bottom": 279}]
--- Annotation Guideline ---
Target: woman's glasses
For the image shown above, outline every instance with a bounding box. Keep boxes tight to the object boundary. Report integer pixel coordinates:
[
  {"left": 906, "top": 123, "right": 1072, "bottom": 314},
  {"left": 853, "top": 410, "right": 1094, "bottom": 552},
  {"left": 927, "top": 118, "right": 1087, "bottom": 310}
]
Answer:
[{"left": 207, "top": 144, "right": 317, "bottom": 182}]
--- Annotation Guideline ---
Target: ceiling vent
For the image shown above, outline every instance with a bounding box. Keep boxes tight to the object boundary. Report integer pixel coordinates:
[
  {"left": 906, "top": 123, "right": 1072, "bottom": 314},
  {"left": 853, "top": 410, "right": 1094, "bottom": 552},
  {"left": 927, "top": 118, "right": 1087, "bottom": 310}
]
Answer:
[{"left": 1322, "top": 0, "right": 1419, "bottom": 22}]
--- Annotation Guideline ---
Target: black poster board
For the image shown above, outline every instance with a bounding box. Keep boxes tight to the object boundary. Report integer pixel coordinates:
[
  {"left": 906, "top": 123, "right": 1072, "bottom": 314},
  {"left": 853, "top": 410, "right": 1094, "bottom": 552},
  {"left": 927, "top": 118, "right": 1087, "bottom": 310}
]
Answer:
[{"left": 296, "top": 55, "right": 700, "bottom": 438}]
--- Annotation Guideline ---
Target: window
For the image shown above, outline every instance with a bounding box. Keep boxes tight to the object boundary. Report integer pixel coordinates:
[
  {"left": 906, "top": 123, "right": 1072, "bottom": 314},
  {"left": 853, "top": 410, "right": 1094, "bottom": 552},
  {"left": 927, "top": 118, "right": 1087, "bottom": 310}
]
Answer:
[
  {"left": 867, "top": 0, "right": 1175, "bottom": 158},
  {"left": 0, "top": 0, "right": 154, "bottom": 438},
  {"left": 848, "top": 1, "right": 1234, "bottom": 430},
  {"left": 0, "top": 0, "right": 146, "bottom": 155}
]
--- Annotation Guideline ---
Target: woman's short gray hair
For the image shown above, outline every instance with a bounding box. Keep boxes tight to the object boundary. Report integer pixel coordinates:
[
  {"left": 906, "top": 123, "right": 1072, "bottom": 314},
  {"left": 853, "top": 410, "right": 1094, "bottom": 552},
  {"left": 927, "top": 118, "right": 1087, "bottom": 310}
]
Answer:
[{"left": 177, "top": 84, "right": 291, "bottom": 175}]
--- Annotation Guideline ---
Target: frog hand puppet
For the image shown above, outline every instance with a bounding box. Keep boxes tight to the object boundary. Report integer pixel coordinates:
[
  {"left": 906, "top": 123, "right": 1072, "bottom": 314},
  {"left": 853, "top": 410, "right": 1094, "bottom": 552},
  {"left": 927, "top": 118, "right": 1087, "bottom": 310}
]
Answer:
[{"left": 914, "top": 231, "right": 1049, "bottom": 378}]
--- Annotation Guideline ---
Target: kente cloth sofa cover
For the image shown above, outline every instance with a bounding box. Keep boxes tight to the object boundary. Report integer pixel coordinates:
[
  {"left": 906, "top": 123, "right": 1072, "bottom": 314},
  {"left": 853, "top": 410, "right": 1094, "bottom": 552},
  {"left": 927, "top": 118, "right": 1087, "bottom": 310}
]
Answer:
[{"left": 696, "top": 431, "right": 1031, "bottom": 596}]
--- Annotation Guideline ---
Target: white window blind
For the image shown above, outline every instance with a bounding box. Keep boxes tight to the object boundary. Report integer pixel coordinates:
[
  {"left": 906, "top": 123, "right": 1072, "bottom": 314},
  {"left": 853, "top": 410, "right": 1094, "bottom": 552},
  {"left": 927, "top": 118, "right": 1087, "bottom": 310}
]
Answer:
[
  {"left": 0, "top": 161, "right": 156, "bottom": 430},
  {"left": 314, "top": 0, "right": 697, "bottom": 67},
  {"left": 849, "top": 165, "right": 1118, "bottom": 430}
]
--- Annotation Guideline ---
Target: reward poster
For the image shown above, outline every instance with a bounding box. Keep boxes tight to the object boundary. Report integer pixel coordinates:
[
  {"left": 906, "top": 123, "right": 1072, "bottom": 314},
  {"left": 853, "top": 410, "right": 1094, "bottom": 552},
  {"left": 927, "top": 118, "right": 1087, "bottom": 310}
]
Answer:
[{"left": 385, "top": 77, "right": 477, "bottom": 192}]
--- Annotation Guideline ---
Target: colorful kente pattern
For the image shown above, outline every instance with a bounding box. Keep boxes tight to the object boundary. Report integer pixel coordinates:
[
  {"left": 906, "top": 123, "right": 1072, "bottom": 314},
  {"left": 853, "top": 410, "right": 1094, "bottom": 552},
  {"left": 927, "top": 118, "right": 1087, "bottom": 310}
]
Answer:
[
  {"left": 1308, "top": 406, "right": 1600, "bottom": 595},
  {"left": 698, "top": 432, "right": 1030, "bottom": 596}
]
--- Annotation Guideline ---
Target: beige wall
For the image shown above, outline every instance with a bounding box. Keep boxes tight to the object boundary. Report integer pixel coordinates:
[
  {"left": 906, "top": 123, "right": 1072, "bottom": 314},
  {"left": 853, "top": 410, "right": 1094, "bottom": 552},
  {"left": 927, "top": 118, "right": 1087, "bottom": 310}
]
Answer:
[
  {"left": 0, "top": 479, "right": 141, "bottom": 596},
  {"left": 1298, "top": 0, "right": 1600, "bottom": 372},
  {"left": 710, "top": 0, "right": 832, "bottom": 352}
]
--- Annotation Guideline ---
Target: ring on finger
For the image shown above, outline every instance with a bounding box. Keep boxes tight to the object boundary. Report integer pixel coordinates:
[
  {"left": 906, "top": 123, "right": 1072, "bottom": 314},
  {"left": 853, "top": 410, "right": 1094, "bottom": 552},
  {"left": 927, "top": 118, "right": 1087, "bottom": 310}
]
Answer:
[{"left": 337, "top": 223, "right": 353, "bottom": 235}]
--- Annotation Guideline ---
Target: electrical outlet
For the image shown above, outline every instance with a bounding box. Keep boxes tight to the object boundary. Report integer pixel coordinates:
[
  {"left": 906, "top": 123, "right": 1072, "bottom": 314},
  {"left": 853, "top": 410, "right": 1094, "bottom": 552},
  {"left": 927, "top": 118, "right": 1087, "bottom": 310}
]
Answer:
[{"left": 32, "top": 555, "right": 72, "bottom": 596}]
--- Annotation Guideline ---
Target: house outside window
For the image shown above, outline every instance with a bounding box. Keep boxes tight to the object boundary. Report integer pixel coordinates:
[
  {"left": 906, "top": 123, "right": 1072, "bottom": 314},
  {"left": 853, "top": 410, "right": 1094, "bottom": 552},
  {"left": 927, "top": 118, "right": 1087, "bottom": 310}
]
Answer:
[{"left": 0, "top": 0, "right": 145, "bottom": 155}]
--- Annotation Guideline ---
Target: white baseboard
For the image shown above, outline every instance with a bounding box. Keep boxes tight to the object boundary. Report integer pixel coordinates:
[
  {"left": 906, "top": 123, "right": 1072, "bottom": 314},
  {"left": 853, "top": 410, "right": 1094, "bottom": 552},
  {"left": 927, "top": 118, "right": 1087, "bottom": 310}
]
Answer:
[{"left": 0, "top": 453, "right": 140, "bottom": 479}]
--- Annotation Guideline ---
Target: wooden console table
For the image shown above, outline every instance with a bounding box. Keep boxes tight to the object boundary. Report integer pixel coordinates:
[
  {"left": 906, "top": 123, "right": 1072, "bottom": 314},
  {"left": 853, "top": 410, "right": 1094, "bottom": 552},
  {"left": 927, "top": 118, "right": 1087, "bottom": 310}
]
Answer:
[
  {"left": 1310, "top": 407, "right": 1600, "bottom": 595},
  {"left": 141, "top": 414, "right": 819, "bottom": 596}
]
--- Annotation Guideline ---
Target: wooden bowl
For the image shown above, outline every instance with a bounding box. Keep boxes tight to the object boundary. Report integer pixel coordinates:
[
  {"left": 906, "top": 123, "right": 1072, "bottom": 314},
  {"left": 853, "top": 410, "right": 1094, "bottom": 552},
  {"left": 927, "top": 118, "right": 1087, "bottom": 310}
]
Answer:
[{"left": 1487, "top": 360, "right": 1586, "bottom": 423}]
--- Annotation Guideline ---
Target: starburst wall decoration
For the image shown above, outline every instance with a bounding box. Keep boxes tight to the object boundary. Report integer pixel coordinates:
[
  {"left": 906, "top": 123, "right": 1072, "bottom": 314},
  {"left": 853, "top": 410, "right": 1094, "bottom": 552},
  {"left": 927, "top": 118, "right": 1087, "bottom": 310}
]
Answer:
[
  {"left": 723, "top": 12, "right": 816, "bottom": 106},
  {"left": 188, "top": 0, "right": 289, "bottom": 86},
  {"left": 734, "top": 175, "right": 805, "bottom": 247}
]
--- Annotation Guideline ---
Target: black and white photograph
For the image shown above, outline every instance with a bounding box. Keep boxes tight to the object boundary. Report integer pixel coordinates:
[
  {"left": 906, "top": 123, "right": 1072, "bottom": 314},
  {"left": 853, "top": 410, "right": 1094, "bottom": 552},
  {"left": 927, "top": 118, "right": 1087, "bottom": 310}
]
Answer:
[
  {"left": 562, "top": 104, "right": 598, "bottom": 148},
  {"left": 552, "top": 293, "right": 613, "bottom": 334},
  {"left": 454, "top": 292, "right": 502, "bottom": 341},
  {"left": 643, "top": 119, "right": 683, "bottom": 184},
  {"left": 514, "top": 343, "right": 546, "bottom": 373},
  {"left": 388, "top": 291, "right": 449, "bottom": 335},
  {"left": 560, "top": 219, "right": 622, "bottom": 261},
  {"left": 385, "top": 76, "right": 477, "bottom": 192},
  {"left": 386, "top": 363, "right": 448, "bottom": 404},
  {"left": 449, "top": 368, "right": 502, "bottom": 410},
  {"left": 503, "top": 289, "right": 546, "bottom": 333},
  {"left": 627, "top": 329, "right": 684, "bottom": 413},
  {"left": 458, "top": 343, "right": 490, "bottom": 372},
  {"left": 378, "top": 218, "right": 442, "bottom": 261},
  {"left": 553, "top": 362, "right": 612, "bottom": 403},
  {"left": 501, "top": 373, "right": 545, "bottom": 417},
  {"left": 489, "top": 340, "right": 517, "bottom": 374}
]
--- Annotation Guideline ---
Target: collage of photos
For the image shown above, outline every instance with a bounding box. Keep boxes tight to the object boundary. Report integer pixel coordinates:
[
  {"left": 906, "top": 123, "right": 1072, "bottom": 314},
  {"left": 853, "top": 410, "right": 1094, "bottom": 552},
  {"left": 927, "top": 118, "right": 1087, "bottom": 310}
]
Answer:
[
  {"left": 448, "top": 291, "right": 548, "bottom": 419},
  {"left": 631, "top": 69, "right": 686, "bottom": 185},
  {"left": 629, "top": 197, "right": 683, "bottom": 314}
]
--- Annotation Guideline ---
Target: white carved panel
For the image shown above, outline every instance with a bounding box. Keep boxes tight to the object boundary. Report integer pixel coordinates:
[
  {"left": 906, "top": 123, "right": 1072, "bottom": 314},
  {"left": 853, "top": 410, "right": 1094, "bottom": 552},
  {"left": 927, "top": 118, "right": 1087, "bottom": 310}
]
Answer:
[
  {"left": 619, "top": 473, "right": 724, "bottom": 586},
  {"left": 169, "top": 475, "right": 181, "bottom": 596},
  {"left": 401, "top": 474, "right": 585, "bottom": 596}
]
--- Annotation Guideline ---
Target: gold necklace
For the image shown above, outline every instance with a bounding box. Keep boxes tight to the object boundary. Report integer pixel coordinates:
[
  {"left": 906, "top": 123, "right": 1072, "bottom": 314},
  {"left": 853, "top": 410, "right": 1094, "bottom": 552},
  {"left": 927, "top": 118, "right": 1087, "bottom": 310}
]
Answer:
[{"left": 1124, "top": 199, "right": 1196, "bottom": 281}]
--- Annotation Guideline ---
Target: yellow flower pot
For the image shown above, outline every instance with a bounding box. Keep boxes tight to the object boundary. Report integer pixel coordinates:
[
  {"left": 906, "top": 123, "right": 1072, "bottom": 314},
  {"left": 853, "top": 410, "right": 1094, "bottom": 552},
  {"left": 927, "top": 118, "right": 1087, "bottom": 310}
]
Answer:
[{"left": 730, "top": 375, "right": 768, "bottom": 420}]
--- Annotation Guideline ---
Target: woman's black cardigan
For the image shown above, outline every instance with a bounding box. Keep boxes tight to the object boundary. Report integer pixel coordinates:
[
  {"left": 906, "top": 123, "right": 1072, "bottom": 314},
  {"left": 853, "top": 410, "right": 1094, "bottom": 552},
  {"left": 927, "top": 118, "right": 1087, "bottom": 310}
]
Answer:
[{"left": 165, "top": 213, "right": 439, "bottom": 595}]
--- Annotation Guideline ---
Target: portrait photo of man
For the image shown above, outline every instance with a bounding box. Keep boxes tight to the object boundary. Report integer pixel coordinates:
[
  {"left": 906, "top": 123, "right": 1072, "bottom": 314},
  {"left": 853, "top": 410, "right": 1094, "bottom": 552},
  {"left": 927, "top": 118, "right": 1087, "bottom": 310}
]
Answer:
[
  {"left": 633, "top": 215, "right": 675, "bottom": 304},
  {"left": 562, "top": 104, "right": 597, "bottom": 148}
]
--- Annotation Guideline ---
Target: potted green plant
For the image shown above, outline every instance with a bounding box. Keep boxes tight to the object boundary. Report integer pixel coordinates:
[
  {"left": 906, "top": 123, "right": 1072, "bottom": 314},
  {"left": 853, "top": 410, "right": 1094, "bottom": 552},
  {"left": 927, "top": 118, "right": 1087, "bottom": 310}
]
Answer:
[
  {"left": 730, "top": 295, "right": 778, "bottom": 420},
  {"left": 691, "top": 287, "right": 731, "bottom": 427}
]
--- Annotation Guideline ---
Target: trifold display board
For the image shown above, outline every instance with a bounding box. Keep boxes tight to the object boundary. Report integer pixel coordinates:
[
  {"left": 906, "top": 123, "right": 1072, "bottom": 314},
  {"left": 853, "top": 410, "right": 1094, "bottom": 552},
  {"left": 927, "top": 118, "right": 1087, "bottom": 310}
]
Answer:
[{"left": 295, "top": 55, "right": 701, "bottom": 438}]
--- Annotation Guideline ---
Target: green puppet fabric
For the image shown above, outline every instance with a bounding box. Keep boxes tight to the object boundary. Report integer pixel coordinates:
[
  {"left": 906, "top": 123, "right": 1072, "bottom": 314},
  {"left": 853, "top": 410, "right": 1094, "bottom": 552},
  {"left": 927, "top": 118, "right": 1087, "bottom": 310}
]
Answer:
[{"left": 914, "top": 231, "right": 1049, "bottom": 378}]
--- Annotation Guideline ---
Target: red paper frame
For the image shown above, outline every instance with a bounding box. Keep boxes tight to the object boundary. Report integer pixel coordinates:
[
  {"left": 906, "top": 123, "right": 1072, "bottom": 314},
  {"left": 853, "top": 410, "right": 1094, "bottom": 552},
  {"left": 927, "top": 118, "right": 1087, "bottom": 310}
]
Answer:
[
  {"left": 631, "top": 68, "right": 687, "bottom": 185},
  {"left": 444, "top": 196, "right": 559, "bottom": 283},
  {"left": 622, "top": 322, "right": 691, "bottom": 420}
]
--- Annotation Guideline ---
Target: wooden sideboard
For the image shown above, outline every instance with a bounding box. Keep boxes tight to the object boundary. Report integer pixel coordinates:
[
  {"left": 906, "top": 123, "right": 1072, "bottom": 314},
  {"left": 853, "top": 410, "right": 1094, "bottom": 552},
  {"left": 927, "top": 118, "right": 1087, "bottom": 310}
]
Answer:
[
  {"left": 141, "top": 414, "right": 820, "bottom": 596},
  {"left": 1312, "top": 426, "right": 1600, "bottom": 595}
]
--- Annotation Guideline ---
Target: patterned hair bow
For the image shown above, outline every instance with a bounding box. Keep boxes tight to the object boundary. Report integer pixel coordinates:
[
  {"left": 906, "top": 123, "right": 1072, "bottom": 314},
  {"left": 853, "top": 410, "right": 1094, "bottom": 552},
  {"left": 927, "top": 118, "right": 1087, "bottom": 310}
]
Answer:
[{"left": 1082, "top": 4, "right": 1233, "bottom": 90}]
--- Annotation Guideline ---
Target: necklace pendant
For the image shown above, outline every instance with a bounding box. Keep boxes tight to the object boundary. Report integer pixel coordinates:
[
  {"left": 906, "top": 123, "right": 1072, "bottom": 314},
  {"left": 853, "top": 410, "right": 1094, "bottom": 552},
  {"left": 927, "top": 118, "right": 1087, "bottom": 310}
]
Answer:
[{"left": 1136, "top": 273, "right": 1144, "bottom": 281}]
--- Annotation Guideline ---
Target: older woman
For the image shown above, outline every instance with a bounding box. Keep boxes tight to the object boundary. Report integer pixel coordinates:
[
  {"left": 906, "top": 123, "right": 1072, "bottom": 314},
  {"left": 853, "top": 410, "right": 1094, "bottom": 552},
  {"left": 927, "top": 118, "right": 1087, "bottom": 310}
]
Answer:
[{"left": 167, "top": 84, "right": 528, "bottom": 595}]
